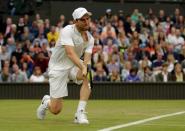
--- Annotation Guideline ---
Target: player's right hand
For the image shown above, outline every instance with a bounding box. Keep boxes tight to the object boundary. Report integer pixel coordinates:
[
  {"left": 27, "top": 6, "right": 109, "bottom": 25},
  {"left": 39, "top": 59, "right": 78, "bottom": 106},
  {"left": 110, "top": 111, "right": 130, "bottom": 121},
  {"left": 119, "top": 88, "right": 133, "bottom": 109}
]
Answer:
[{"left": 82, "top": 64, "right": 87, "bottom": 77}]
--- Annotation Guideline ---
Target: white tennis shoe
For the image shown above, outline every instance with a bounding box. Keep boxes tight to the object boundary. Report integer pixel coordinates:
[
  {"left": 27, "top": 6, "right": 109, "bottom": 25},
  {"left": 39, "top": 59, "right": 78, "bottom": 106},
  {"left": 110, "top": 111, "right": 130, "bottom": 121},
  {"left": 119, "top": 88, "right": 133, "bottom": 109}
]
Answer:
[
  {"left": 74, "top": 110, "right": 89, "bottom": 124},
  {"left": 37, "top": 95, "right": 50, "bottom": 120}
]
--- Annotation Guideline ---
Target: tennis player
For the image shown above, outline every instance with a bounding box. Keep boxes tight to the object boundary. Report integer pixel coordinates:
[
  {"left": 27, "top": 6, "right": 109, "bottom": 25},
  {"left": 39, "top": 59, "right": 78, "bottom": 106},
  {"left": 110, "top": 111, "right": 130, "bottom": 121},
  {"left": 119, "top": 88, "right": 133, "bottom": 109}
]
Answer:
[{"left": 37, "top": 7, "right": 94, "bottom": 124}]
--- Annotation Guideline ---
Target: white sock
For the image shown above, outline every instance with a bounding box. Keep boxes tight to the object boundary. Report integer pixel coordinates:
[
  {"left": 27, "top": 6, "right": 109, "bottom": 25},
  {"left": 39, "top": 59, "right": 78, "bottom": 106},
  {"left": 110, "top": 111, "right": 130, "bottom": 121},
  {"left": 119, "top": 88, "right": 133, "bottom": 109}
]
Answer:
[{"left": 77, "top": 100, "right": 87, "bottom": 112}]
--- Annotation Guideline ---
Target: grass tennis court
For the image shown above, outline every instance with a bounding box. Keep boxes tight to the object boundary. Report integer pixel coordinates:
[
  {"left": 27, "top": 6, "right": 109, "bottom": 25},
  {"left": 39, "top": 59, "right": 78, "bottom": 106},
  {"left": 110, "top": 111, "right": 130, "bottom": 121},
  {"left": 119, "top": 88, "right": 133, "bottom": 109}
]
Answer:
[{"left": 0, "top": 100, "right": 185, "bottom": 131}]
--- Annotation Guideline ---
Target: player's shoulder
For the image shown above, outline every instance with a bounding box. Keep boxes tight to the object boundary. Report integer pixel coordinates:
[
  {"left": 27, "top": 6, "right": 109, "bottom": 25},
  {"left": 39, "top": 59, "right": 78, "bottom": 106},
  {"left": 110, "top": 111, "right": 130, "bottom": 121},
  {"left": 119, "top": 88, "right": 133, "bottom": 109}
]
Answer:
[
  {"left": 87, "top": 31, "right": 94, "bottom": 41},
  {"left": 62, "top": 24, "right": 75, "bottom": 33}
]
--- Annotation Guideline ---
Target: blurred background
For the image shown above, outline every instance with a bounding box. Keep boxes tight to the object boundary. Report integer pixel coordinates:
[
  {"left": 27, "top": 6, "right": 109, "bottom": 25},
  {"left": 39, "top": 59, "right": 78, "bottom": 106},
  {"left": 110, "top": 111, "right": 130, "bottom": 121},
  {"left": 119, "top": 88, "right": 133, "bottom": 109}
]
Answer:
[{"left": 0, "top": 0, "right": 185, "bottom": 99}]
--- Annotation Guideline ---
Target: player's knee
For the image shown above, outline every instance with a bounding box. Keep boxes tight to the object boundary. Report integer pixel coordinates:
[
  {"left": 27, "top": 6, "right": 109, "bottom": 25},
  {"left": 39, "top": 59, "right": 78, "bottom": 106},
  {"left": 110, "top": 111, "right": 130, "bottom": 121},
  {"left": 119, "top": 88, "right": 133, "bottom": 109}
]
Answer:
[
  {"left": 53, "top": 109, "right": 61, "bottom": 115},
  {"left": 50, "top": 104, "right": 62, "bottom": 115},
  {"left": 51, "top": 107, "right": 62, "bottom": 115}
]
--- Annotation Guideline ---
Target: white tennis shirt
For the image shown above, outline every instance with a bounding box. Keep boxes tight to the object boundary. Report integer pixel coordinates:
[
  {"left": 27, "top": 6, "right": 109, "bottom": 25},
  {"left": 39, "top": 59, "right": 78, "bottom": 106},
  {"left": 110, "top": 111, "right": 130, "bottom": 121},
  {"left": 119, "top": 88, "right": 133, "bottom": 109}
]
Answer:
[{"left": 48, "top": 24, "right": 94, "bottom": 71}]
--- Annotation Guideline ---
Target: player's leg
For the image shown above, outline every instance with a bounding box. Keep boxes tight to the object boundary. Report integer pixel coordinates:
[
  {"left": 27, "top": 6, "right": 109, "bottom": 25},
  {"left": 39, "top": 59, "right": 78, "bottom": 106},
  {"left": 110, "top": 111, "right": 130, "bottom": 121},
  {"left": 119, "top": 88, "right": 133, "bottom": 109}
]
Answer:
[
  {"left": 37, "top": 70, "right": 69, "bottom": 119},
  {"left": 37, "top": 96, "right": 63, "bottom": 120},
  {"left": 69, "top": 66, "right": 91, "bottom": 124},
  {"left": 49, "top": 97, "right": 63, "bottom": 115}
]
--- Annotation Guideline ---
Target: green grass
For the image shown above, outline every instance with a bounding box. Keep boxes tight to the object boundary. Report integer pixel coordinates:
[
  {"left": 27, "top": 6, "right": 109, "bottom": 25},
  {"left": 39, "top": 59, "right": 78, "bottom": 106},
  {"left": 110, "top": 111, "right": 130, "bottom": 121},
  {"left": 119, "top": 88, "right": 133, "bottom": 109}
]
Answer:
[{"left": 0, "top": 100, "right": 185, "bottom": 131}]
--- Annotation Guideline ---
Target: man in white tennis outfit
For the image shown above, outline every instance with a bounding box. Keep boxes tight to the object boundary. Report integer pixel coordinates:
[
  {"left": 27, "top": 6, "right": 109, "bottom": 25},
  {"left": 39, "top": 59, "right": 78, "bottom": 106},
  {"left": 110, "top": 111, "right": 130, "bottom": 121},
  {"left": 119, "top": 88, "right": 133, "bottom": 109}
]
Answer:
[{"left": 37, "top": 7, "right": 94, "bottom": 124}]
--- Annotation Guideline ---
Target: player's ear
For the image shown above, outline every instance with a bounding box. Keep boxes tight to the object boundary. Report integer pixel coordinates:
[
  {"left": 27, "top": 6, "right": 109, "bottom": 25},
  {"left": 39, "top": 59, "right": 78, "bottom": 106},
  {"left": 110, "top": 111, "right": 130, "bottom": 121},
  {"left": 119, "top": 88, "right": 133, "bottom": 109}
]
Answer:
[{"left": 73, "top": 20, "right": 77, "bottom": 24}]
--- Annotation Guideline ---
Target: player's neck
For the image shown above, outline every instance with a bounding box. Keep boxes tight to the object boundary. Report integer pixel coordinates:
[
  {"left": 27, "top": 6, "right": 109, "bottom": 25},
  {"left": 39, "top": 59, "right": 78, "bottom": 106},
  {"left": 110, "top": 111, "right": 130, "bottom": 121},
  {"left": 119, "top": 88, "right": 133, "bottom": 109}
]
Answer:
[{"left": 75, "top": 25, "right": 86, "bottom": 34}]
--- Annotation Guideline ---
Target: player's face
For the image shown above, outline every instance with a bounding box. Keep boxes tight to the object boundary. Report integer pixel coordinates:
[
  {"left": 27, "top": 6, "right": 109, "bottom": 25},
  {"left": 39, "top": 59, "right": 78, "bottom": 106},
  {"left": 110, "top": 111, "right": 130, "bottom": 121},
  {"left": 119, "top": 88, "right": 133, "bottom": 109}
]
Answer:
[{"left": 76, "top": 14, "right": 90, "bottom": 31}]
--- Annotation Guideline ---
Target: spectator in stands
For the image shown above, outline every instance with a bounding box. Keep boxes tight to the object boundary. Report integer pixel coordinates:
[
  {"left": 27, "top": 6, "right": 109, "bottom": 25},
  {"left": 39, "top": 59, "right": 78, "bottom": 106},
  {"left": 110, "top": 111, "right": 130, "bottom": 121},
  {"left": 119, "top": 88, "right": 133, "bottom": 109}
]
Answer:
[
  {"left": 35, "top": 13, "right": 41, "bottom": 23},
  {"left": 20, "top": 26, "right": 34, "bottom": 42},
  {"left": 146, "top": 8, "right": 155, "bottom": 20},
  {"left": 93, "top": 62, "right": 107, "bottom": 82},
  {"left": 106, "top": 55, "right": 120, "bottom": 76},
  {"left": 47, "top": 26, "right": 59, "bottom": 43},
  {"left": 48, "top": 39, "right": 56, "bottom": 53},
  {"left": 131, "top": 9, "right": 142, "bottom": 24},
  {"left": 158, "top": 9, "right": 166, "bottom": 22},
  {"left": 175, "top": 15, "right": 184, "bottom": 29},
  {"left": 139, "top": 53, "right": 152, "bottom": 68},
  {"left": 112, "top": 45, "right": 120, "bottom": 63},
  {"left": 104, "top": 8, "right": 112, "bottom": 21},
  {"left": 125, "top": 67, "right": 140, "bottom": 82},
  {"left": 140, "top": 28, "right": 149, "bottom": 48},
  {"left": 118, "top": 9, "right": 125, "bottom": 22},
  {"left": 166, "top": 53, "right": 177, "bottom": 73},
  {"left": 124, "top": 50, "right": 139, "bottom": 69},
  {"left": 167, "top": 27, "right": 184, "bottom": 53},
  {"left": 155, "top": 62, "right": 170, "bottom": 82},
  {"left": 144, "top": 36, "right": 156, "bottom": 60},
  {"left": 30, "top": 21, "right": 39, "bottom": 38},
  {"left": 92, "top": 31, "right": 103, "bottom": 46},
  {"left": 117, "top": 31, "right": 130, "bottom": 50},
  {"left": 110, "top": 69, "right": 121, "bottom": 82},
  {"left": 128, "top": 20, "right": 140, "bottom": 36},
  {"left": 167, "top": 26, "right": 176, "bottom": 44},
  {"left": 152, "top": 52, "right": 164, "bottom": 74},
  {"left": 103, "top": 38, "right": 114, "bottom": 56},
  {"left": 0, "top": 45, "right": 10, "bottom": 62},
  {"left": 29, "top": 66, "right": 45, "bottom": 82},
  {"left": 22, "top": 39, "right": 32, "bottom": 53},
  {"left": 92, "top": 45, "right": 109, "bottom": 73},
  {"left": 121, "top": 61, "right": 132, "bottom": 81},
  {"left": 17, "top": 17, "right": 25, "bottom": 36},
  {"left": 163, "top": 16, "right": 172, "bottom": 35},
  {"left": 44, "top": 19, "right": 50, "bottom": 35},
  {"left": 101, "top": 22, "right": 117, "bottom": 44},
  {"left": 24, "top": 14, "right": 32, "bottom": 28},
  {"left": 4, "top": 17, "right": 13, "bottom": 36},
  {"left": 21, "top": 62, "right": 31, "bottom": 78},
  {"left": 164, "top": 44, "right": 179, "bottom": 61},
  {"left": 5, "top": 24, "right": 18, "bottom": 42},
  {"left": 20, "top": 52, "right": 34, "bottom": 74},
  {"left": 175, "top": 28, "right": 184, "bottom": 53},
  {"left": 2, "top": 60, "right": 10, "bottom": 69},
  {"left": 30, "top": 40, "right": 42, "bottom": 55},
  {"left": 9, "top": 55, "right": 18, "bottom": 70},
  {"left": 130, "top": 38, "right": 143, "bottom": 61},
  {"left": 114, "top": 19, "right": 125, "bottom": 35},
  {"left": 0, "top": 66, "right": 11, "bottom": 82},
  {"left": 11, "top": 63, "right": 28, "bottom": 82},
  {"left": 143, "top": 66, "right": 156, "bottom": 82},
  {"left": 41, "top": 42, "right": 50, "bottom": 58},
  {"left": 34, "top": 52, "right": 49, "bottom": 73},
  {"left": 11, "top": 42, "right": 23, "bottom": 65},
  {"left": 157, "top": 31, "right": 166, "bottom": 45},
  {"left": 172, "top": 8, "right": 181, "bottom": 24},
  {"left": 138, "top": 60, "right": 148, "bottom": 82},
  {"left": 58, "top": 14, "right": 68, "bottom": 28},
  {"left": 6, "top": 37, "right": 16, "bottom": 56},
  {"left": 33, "top": 33, "right": 48, "bottom": 47},
  {"left": 169, "top": 62, "right": 185, "bottom": 82}
]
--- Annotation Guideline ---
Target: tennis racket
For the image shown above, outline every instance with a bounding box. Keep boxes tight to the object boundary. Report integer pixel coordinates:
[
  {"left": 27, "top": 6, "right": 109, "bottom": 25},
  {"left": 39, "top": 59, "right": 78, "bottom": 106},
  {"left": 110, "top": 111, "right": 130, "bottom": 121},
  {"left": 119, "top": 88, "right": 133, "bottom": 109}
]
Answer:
[{"left": 87, "top": 64, "right": 93, "bottom": 89}]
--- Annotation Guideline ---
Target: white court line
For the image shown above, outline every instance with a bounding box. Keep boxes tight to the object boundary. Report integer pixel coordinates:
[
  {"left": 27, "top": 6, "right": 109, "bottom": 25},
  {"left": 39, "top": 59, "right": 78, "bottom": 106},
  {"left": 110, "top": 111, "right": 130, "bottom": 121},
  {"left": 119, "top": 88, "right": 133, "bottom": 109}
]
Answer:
[{"left": 98, "top": 111, "right": 185, "bottom": 131}]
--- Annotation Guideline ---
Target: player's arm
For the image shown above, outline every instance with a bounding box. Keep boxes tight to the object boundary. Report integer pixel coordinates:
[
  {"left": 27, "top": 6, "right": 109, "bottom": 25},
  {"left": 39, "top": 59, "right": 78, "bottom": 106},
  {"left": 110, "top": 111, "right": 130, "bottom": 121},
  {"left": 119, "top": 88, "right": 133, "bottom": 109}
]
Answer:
[
  {"left": 83, "top": 52, "right": 92, "bottom": 66},
  {"left": 84, "top": 36, "right": 94, "bottom": 66},
  {"left": 64, "top": 45, "right": 87, "bottom": 76}
]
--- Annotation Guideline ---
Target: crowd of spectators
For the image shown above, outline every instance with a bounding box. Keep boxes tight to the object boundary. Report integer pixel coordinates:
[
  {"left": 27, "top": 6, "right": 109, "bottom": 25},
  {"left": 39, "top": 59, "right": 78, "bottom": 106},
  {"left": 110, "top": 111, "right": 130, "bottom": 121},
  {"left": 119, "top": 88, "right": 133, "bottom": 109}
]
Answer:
[{"left": 0, "top": 7, "right": 185, "bottom": 83}]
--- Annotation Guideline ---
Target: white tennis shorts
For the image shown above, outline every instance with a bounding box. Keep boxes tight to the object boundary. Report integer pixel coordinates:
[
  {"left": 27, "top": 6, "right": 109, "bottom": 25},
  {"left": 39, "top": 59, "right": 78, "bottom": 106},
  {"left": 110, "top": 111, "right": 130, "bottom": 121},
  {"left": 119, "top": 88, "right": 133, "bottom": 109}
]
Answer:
[{"left": 48, "top": 66, "right": 83, "bottom": 98}]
